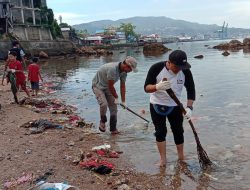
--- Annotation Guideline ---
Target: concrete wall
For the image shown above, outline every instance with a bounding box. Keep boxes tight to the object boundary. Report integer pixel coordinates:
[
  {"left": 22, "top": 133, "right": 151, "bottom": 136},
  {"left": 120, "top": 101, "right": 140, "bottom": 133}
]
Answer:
[
  {"left": 40, "top": 28, "right": 51, "bottom": 40},
  {"left": 0, "top": 40, "right": 75, "bottom": 59},
  {"left": 12, "top": 25, "right": 52, "bottom": 41},
  {"left": 27, "top": 27, "right": 40, "bottom": 41},
  {"left": 12, "top": 26, "right": 27, "bottom": 40}
]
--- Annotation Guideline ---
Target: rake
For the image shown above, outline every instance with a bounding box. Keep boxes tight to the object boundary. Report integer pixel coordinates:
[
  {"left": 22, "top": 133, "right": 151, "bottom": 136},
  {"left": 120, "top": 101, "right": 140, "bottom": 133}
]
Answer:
[{"left": 163, "top": 78, "right": 213, "bottom": 168}]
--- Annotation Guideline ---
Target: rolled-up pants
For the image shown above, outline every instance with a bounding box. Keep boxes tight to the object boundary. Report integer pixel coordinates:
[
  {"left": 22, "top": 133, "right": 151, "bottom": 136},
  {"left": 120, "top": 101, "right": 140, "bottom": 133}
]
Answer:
[{"left": 92, "top": 86, "right": 117, "bottom": 131}]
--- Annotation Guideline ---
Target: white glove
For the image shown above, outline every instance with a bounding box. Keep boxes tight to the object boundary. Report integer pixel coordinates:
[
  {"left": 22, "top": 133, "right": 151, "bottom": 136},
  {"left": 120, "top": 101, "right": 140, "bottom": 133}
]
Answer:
[
  {"left": 156, "top": 80, "right": 171, "bottom": 91},
  {"left": 184, "top": 107, "right": 192, "bottom": 121},
  {"left": 11, "top": 69, "right": 16, "bottom": 73},
  {"left": 114, "top": 98, "right": 119, "bottom": 104}
]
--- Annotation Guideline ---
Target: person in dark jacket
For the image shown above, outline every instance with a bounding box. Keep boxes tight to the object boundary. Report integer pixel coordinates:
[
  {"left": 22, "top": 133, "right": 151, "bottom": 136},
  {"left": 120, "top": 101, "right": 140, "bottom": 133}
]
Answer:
[
  {"left": 144, "top": 50, "right": 196, "bottom": 167},
  {"left": 9, "top": 41, "right": 25, "bottom": 67}
]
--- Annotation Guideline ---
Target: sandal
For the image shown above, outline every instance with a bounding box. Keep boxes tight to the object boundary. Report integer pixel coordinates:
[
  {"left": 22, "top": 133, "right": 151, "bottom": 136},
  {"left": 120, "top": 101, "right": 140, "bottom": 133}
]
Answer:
[{"left": 99, "top": 122, "right": 106, "bottom": 132}]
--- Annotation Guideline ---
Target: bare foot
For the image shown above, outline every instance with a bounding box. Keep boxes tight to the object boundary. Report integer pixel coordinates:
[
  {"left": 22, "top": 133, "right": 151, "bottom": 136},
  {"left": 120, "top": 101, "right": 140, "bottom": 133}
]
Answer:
[
  {"left": 160, "top": 160, "right": 166, "bottom": 167},
  {"left": 178, "top": 155, "right": 187, "bottom": 161},
  {"left": 111, "top": 130, "right": 120, "bottom": 135}
]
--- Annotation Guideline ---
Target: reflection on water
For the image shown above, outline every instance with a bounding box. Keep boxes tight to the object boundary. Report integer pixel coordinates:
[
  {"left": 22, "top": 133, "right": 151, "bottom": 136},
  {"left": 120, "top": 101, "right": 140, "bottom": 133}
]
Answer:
[{"left": 40, "top": 40, "right": 250, "bottom": 189}]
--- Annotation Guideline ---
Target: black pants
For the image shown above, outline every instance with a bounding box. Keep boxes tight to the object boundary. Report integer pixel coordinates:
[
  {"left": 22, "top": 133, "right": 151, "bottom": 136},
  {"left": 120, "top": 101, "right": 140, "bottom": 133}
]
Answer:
[{"left": 150, "top": 104, "right": 184, "bottom": 145}]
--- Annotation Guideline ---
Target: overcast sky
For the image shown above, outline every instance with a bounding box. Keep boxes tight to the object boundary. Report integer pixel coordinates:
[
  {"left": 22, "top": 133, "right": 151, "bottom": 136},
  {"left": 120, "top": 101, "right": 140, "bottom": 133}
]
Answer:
[{"left": 47, "top": 0, "right": 250, "bottom": 29}]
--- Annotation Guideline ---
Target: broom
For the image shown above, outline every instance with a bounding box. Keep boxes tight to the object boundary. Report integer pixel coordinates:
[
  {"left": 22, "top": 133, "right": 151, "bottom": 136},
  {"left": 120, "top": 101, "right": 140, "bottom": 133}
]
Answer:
[{"left": 163, "top": 78, "right": 213, "bottom": 168}]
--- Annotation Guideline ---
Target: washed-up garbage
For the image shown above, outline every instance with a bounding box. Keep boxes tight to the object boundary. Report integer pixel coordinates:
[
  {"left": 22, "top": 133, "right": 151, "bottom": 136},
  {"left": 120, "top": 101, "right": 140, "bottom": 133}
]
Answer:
[
  {"left": 96, "top": 149, "right": 120, "bottom": 158},
  {"left": 19, "top": 97, "right": 76, "bottom": 115},
  {"left": 79, "top": 158, "right": 114, "bottom": 174},
  {"left": 92, "top": 144, "right": 111, "bottom": 151},
  {"left": 21, "top": 119, "right": 63, "bottom": 134},
  {"left": 3, "top": 173, "right": 33, "bottom": 189},
  {"left": 34, "top": 181, "right": 79, "bottom": 190}
]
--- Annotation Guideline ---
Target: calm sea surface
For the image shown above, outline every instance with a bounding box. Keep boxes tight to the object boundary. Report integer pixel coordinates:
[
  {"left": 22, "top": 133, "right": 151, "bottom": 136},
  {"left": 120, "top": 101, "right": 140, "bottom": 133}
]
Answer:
[{"left": 37, "top": 40, "right": 250, "bottom": 189}]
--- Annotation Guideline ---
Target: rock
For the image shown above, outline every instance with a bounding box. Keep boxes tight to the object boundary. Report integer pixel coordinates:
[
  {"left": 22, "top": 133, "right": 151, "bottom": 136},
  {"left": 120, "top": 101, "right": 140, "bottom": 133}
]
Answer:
[
  {"left": 66, "top": 141, "right": 75, "bottom": 146},
  {"left": 243, "top": 38, "right": 250, "bottom": 46},
  {"left": 24, "top": 149, "right": 32, "bottom": 154},
  {"left": 0, "top": 155, "right": 5, "bottom": 161},
  {"left": 143, "top": 43, "right": 171, "bottom": 55},
  {"left": 117, "top": 184, "right": 130, "bottom": 190},
  {"left": 222, "top": 51, "right": 230, "bottom": 56},
  {"left": 213, "top": 40, "right": 243, "bottom": 51},
  {"left": 39, "top": 51, "right": 49, "bottom": 59},
  {"left": 194, "top": 55, "right": 204, "bottom": 59}
]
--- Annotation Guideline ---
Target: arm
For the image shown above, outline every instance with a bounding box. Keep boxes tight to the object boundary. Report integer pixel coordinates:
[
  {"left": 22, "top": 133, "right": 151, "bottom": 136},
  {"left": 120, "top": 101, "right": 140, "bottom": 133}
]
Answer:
[
  {"left": 183, "top": 69, "right": 196, "bottom": 108},
  {"left": 145, "top": 84, "right": 157, "bottom": 93},
  {"left": 108, "top": 80, "right": 118, "bottom": 98},
  {"left": 120, "top": 81, "right": 126, "bottom": 103},
  {"left": 39, "top": 72, "right": 43, "bottom": 82},
  {"left": 2, "top": 61, "right": 8, "bottom": 85},
  {"left": 20, "top": 49, "right": 26, "bottom": 66},
  {"left": 144, "top": 62, "right": 165, "bottom": 93}
]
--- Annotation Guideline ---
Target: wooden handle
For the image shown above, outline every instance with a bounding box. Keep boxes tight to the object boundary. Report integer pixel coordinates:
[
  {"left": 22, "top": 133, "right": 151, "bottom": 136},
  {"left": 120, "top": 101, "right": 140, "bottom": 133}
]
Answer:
[{"left": 162, "top": 78, "right": 186, "bottom": 114}]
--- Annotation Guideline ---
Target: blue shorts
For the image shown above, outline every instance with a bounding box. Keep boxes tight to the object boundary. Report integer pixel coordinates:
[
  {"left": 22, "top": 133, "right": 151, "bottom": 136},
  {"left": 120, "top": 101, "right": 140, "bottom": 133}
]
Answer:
[{"left": 31, "top": 82, "right": 39, "bottom": 90}]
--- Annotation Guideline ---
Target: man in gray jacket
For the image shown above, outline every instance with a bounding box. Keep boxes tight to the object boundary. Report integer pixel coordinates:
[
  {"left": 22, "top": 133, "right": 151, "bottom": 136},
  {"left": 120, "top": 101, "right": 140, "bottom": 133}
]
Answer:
[{"left": 92, "top": 56, "right": 138, "bottom": 134}]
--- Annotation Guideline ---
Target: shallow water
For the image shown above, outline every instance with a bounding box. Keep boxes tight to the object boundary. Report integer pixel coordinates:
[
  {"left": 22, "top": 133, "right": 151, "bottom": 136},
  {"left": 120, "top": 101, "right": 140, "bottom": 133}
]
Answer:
[{"left": 40, "top": 40, "right": 250, "bottom": 189}]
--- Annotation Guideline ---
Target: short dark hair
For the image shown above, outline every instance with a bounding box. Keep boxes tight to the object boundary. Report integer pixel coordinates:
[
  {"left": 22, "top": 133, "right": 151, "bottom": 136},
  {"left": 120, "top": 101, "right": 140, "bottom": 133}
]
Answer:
[
  {"left": 12, "top": 41, "right": 19, "bottom": 46},
  {"left": 9, "top": 51, "right": 17, "bottom": 57},
  {"left": 32, "top": 57, "right": 39, "bottom": 63}
]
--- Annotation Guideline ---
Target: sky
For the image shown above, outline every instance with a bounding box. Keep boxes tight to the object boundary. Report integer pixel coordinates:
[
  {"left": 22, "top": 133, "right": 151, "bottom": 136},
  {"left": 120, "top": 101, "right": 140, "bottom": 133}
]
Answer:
[{"left": 47, "top": 0, "right": 250, "bottom": 29}]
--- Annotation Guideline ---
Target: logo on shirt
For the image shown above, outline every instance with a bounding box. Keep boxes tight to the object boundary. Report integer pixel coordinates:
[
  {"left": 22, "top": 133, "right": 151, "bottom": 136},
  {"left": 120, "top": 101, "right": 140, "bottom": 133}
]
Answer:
[{"left": 177, "top": 79, "right": 184, "bottom": 84}]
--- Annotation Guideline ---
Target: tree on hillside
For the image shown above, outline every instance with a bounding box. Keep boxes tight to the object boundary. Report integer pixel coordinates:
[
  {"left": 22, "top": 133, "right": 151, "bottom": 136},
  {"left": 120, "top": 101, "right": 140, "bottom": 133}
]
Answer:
[
  {"left": 40, "top": 6, "right": 62, "bottom": 39},
  {"left": 119, "top": 23, "right": 137, "bottom": 40},
  {"left": 77, "top": 29, "right": 89, "bottom": 38}
]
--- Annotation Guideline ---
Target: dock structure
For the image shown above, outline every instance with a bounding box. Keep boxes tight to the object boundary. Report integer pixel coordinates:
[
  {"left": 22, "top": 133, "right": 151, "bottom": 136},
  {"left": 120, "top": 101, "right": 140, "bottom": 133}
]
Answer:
[{"left": 216, "top": 21, "right": 228, "bottom": 39}]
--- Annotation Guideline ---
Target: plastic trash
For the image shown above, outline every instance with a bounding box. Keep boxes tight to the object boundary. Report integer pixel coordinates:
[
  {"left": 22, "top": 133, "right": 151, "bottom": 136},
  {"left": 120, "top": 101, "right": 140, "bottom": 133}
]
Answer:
[
  {"left": 91, "top": 144, "right": 111, "bottom": 151},
  {"left": 34, "top": 181, "right": 79, "bottom": 190}
]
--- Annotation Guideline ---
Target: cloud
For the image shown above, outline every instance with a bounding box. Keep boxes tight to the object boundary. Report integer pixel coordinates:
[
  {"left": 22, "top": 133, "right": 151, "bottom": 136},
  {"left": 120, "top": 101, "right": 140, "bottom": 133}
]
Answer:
[
  {"left": 225, "top": 1, "right": 250, "bottom": 28},
  {"left": 54, "top": 12, "right": 88, "bottom": 25}
]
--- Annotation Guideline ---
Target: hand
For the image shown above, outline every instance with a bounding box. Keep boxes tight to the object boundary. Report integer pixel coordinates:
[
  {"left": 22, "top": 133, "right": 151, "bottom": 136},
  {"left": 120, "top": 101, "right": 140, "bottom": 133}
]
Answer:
[
  {"left": 114, "top": 98, "right": 119, "bottom": 105},
  {"left": 10, "top": 69, "right": 15, "bottom": 73},
  {"left": 156, "top": 80, "right": 171, "bottom": 91},
  {"left": 121, "top": 101, "right": 126, "bottom": 108},
  {"left": 184, "top": 107, "right": 192, "bottom": 121}
]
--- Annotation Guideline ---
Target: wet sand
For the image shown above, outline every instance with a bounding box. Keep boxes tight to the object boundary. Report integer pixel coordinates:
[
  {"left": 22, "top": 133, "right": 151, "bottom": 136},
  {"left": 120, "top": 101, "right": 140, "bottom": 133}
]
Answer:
[{"left": 0, "top": 80, "right": 169, "bottom": 190}]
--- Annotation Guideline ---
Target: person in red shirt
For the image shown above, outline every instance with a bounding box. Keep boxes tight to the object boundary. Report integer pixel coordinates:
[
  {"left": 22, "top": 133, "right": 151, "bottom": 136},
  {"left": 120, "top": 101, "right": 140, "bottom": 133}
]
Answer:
[
  {"left": 28, "top": 57, "right": 43, "bottom": 96},
  {"left": 6, "top": 51, "right": 30, "bottom": 103}
]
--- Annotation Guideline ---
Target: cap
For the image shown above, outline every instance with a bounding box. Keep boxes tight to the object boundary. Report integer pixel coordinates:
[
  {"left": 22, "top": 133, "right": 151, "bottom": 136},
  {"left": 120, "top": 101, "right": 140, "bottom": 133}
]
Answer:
[
  {"left": 125, "top": 56, "right": 138, "bottom": 72},
  {"left": 169, "top": 50, "right": 191, "bottom": 70}
]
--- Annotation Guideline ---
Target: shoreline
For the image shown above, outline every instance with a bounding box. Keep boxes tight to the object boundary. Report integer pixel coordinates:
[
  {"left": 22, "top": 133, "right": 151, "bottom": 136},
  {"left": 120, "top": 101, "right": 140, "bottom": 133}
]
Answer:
[{"left": 0, "top": 78, "right": 167, "bottom": 189}]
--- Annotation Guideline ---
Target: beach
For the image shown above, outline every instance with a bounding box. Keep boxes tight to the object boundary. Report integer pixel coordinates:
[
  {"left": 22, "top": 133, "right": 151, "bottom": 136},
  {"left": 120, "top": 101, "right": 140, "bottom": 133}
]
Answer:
[{"left": 0, "top": 79, "right": 167, "bottom": 190}]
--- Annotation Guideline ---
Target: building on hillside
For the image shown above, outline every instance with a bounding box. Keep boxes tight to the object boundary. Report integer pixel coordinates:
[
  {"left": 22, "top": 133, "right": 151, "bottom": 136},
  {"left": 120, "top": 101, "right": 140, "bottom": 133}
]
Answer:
[
  {"left": 61, "top": 27, "right": 71, "bottom": 39},
  {"left": 84, "top": 36, "right": 103, "bottom": 45},
  {"left": 0, "top": 0, "right": 52, "bottom": 40},
  {"left": 95, "top": 29, "right": 105, "bottom": 36}
]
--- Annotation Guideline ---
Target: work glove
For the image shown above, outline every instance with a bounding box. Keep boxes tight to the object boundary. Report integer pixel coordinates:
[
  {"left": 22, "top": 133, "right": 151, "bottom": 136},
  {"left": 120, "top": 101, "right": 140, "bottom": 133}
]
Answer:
[
  {"left": 156, "top": 80, "right": 171, "bottom": 91},
  {"left": 114, "top": 98, "right": 119, "bottom": 105},
  {"left": 184, "top": 107, "right": 192, "bottom": 121}
]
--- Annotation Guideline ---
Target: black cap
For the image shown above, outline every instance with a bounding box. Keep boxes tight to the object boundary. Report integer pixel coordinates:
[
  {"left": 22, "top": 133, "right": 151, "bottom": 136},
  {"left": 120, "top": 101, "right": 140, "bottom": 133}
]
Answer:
[{"left": 169, "top": 50, "right": 191, "bottom": 70}]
